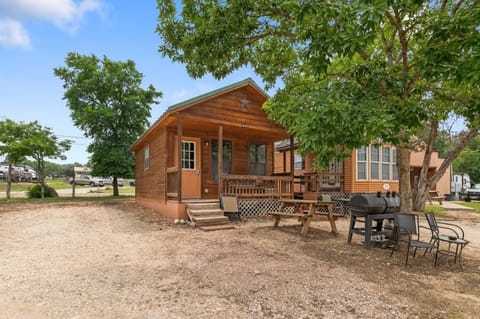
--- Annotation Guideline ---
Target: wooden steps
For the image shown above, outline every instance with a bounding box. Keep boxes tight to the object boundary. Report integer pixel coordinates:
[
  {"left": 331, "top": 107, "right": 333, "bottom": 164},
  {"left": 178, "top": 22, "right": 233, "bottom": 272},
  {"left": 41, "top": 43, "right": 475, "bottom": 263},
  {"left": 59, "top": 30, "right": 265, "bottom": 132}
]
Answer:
[{"left": 186, "top": 201, "right": 231, "bottom": 228}]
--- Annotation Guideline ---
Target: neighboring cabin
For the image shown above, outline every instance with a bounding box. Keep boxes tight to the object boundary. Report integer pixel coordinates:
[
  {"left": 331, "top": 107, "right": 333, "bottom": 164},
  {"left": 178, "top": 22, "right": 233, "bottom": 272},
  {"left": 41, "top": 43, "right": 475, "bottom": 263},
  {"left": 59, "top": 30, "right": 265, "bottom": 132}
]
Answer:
[
  {"left": 130, "top": 78, "right": 451, "bottom": 219},
  {"left": 275, "top": 143, "right": 451, "bottom": 199}
]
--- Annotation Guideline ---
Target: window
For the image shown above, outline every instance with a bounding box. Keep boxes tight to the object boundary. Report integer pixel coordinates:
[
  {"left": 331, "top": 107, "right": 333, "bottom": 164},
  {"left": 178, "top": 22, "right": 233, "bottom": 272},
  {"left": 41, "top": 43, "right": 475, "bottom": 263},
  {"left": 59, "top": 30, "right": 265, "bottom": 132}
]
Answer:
[
  {"left": 356, "top": 144, "right": 398, "bottom": 181},
  {"left": 356, "top": 146, "right": 367, "bottom": 180},
  {"left": 211, "top": 140, "right": 232, "bottom": 182},
  {"left": 249, "top": 144, "right": 266, "bottom": 175},
  {"left": 392, "top": 147, "right": 398, "bottom": 180},
  {"left": 144, "top": 146, "right": 150, "bottom": 170},
  {"left": 294, "top": 154, "right": 304, "bottom": 170},
  {"left": 382, "top": 146, "right": 391, "bottom": 180},
  {"left": 370, "top": 145, "right": 380, "bottom": 180},
  {"left": 181, "top": 141, "right": 195, "bottom": 169}
]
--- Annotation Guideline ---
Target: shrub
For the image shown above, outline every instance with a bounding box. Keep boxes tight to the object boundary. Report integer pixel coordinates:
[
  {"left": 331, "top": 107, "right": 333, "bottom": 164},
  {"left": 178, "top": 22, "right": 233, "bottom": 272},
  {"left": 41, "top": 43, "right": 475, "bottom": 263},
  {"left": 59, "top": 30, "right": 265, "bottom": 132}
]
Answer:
[{"left": 28, "top": 184, "right": 58, "bottom": 198}]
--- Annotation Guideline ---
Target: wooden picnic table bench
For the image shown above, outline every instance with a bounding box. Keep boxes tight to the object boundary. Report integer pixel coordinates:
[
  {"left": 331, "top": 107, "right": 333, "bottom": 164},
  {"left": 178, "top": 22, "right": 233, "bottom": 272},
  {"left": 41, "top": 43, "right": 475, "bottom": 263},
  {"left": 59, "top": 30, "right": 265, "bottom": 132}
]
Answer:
[
  {"left": 268, "top": 199, "right": 338, "bottom": 236},
  {"left": 427, "top": 190, "right": 445, "bottom": 205}
]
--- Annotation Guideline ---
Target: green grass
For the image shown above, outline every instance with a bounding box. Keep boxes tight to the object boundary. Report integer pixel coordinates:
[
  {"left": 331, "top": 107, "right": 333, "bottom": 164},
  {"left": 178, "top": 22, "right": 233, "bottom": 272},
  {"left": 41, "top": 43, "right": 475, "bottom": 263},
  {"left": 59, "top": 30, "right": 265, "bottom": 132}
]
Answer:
[
  {"left": 0, "top": 195, "right": 135, "bottom": 205},
  {"left": 424, "top": 205, "right": 445, "bottom": 212},
  {"left": 0, "top": 179, "right": 135, "bottom": 193},
  {"left": 0, "top": 179, "right": 71, "bottom": 192},
  {"left": 457, "top": 202, "right": 480, "bottom": 213}
]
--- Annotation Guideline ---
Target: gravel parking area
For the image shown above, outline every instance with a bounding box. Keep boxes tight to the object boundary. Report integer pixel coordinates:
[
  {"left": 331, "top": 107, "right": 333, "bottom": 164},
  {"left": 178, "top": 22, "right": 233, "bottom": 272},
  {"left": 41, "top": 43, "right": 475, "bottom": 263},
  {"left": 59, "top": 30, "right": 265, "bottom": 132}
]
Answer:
[{"left": 0, "top": 201, "right": 479, "bottom": 318}]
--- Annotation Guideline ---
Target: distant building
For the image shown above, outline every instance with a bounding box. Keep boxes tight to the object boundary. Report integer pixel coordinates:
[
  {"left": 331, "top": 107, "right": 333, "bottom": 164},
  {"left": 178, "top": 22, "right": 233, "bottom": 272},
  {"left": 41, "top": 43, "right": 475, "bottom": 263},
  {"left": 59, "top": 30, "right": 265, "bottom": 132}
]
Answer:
[{"left": 451, "top": 173, "right": 471, "bottom": 194}]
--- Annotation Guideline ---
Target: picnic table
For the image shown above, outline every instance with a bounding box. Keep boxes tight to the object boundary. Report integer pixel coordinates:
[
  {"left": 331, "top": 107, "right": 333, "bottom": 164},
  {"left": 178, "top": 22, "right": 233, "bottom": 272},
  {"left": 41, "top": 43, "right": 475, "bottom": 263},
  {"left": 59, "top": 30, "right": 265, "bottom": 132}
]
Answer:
[
  {"left": 268, "top": 199, "right": 338, "bottom": 236},
  {"left": 427, "top": 190, "right": 444, "bottom": 205}
]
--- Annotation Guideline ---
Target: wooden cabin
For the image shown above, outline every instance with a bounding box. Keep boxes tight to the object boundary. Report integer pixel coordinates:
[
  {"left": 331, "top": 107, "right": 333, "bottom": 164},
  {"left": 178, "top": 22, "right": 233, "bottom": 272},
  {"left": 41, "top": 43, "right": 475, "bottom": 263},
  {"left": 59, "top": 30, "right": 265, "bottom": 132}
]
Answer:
[
  {"left": 130, "top": 78, "right": 451, "bottom": 220},
  {"left": 129, "top": 78, "right": 293, "bottom": 219}
]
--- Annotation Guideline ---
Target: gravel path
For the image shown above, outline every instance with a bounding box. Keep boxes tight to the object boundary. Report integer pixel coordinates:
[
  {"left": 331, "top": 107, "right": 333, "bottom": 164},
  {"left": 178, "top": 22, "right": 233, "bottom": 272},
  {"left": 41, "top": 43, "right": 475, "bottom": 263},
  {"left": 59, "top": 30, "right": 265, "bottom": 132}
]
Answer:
[{"left": 0, "top": 201, "right": 479, "bottom": 318}]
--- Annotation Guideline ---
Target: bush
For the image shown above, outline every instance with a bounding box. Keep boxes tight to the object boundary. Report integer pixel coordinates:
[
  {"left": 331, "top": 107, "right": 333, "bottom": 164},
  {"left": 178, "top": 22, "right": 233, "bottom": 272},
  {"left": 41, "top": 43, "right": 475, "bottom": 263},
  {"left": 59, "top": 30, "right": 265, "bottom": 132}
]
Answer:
[{"left": 28, "top": 184, "right": 58, "bottom": 198}]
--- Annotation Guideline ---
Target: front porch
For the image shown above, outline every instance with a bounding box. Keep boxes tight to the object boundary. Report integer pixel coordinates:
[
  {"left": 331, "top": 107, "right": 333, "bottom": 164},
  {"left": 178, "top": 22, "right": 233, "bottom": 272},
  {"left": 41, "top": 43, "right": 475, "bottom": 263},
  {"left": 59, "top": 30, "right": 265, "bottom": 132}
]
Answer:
[{"left": 166, "top": 173, "right": 349, "bottom": 218}]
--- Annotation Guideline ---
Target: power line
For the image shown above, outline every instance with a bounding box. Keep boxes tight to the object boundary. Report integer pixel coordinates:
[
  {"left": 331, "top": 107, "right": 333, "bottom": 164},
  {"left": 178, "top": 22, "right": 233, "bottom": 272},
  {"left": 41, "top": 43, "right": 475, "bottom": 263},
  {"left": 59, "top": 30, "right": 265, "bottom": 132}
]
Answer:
[{"left": 56, "top": 134, "right": 92, "bottom": 140}]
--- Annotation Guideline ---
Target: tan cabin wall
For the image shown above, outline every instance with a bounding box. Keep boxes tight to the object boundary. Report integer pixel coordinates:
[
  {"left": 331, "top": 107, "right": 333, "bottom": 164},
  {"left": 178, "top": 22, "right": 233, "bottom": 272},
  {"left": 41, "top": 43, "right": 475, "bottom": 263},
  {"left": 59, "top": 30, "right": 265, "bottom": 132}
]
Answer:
[{"left": 410, "top": 150, "right": 451, "bottom": 196}]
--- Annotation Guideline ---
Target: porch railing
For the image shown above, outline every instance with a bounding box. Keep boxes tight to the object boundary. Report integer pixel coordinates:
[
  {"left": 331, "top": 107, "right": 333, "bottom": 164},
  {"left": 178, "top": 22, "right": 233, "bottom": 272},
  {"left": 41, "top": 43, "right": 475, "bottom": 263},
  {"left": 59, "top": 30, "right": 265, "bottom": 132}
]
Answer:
[
  {"left": 296, "top": 173, "right": 344, "bottom": 193},
  {"left": 222, "top": 174, "right": 294, "bottom": 199}
]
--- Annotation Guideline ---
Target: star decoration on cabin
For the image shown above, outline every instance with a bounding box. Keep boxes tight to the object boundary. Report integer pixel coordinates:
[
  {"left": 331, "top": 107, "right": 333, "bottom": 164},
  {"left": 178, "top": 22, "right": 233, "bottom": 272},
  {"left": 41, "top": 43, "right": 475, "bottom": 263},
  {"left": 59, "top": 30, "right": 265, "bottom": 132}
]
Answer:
[{"left": 239, "top": 96, "right": 249, "bottom": 111}]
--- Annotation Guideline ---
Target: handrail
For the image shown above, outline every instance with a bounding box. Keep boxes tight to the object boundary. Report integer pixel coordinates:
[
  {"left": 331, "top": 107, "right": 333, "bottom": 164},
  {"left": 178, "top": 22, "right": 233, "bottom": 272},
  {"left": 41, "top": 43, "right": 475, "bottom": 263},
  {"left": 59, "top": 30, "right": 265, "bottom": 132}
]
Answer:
[{"left": 222, "top": 174, "right": 294, "bottom": 199}]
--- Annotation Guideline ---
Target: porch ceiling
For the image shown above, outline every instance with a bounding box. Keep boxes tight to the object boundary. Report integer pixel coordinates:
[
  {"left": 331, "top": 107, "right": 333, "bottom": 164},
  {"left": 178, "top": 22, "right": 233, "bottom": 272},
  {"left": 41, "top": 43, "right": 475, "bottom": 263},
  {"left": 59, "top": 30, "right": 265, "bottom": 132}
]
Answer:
[{"left": 167, "top": 116, "right": 290, "bottom": 142}]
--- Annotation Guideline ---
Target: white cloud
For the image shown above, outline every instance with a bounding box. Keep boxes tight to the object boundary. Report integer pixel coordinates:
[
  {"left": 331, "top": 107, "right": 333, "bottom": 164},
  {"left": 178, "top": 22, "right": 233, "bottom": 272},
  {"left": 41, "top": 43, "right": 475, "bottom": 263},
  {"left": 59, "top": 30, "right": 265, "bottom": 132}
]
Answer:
[
  {"left": 0, "top": 0, "right": 104, "bottom": 48},
  {"left": 0, "top": 18, "right": 30, "bottom": 49}
]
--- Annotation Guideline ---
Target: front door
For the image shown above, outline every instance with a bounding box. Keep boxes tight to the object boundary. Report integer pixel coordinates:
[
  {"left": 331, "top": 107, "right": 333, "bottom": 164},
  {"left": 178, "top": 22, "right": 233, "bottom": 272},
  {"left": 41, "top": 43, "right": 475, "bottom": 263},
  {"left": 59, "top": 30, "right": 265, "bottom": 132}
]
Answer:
[{"left": 181, "top": 137, "right": 201, "bottom": 198}]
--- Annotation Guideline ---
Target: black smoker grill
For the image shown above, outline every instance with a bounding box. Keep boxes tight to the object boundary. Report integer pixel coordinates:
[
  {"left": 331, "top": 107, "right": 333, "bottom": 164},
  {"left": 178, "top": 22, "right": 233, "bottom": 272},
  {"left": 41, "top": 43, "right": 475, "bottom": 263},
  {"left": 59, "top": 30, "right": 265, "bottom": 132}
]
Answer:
[{"left": 347, "top": 192, "right": 400, "bottom": 248}]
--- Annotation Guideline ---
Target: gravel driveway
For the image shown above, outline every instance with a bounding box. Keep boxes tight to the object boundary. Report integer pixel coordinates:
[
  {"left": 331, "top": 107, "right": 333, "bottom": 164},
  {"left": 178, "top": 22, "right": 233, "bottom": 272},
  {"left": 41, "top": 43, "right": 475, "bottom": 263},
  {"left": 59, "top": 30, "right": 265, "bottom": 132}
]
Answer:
[{"left": 0, "top": 201, "right": 479, "bottom": 318}]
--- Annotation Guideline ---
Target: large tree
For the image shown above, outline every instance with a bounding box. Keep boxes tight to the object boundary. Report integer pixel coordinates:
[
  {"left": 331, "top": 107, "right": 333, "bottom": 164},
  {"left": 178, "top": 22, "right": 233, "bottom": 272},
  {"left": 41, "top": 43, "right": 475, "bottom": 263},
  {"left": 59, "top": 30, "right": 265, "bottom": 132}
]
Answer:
[
  {"left": 23, "top": 121, "right": 72, "bottom": 198},
  {"left": 157, "top": 0, "right": 480, "bottom": 211},
  {"left": 0, "top": 119, "right": 71, "bottom": 199},
  {"left": 54, "top": 53, "right": 162, "bottom": 196}
]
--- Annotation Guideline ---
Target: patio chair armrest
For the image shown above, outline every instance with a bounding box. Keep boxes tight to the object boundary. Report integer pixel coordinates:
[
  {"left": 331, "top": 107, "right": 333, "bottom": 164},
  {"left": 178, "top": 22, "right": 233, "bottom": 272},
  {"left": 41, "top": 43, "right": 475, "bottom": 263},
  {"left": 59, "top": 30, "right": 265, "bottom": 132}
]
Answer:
[
  {"left": 437, "top": 222, "right": 464, "bottom": 239},
  {"left": 418, "top": 225, "right": 432, "bottom": 238}
]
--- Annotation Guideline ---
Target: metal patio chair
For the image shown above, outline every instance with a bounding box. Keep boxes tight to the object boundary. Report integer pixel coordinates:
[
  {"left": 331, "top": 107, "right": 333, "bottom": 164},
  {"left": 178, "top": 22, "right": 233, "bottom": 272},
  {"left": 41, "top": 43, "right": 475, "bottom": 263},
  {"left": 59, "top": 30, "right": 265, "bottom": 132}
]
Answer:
[
  {"left": 424, "top": 211, "right": 469, "bottom": 267},
  {"left": 390, "top": 213, "right": 436, "bottom": 266}
]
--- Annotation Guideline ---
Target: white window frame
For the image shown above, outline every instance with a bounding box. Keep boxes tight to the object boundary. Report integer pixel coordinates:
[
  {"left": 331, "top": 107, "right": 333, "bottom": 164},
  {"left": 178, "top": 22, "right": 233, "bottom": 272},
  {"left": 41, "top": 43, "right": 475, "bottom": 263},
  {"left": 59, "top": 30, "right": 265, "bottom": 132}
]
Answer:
[
  {"left": 392, "top": 146, "right": 398, "bottom": 181},
  {"left": 356, "top": 146, "right": 368, "bottom": 180},
  {"left": 294, "top": 154, "right": 304, "bottom": 170},
  {"left": 381, "top": 146, "right": 391, "bottom": 180},
  {"left": 181, "top": 141, "right": 196, "bottom": 170},
  {"left": 370, "top": 145, "right": 380, "bottom": 180}
]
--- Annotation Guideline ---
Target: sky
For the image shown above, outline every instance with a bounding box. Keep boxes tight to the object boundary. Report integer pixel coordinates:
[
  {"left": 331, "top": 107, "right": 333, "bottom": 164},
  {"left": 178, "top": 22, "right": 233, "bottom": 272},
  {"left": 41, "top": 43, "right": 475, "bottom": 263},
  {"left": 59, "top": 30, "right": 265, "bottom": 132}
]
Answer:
[{"left": 0, "top": 0, "right": 264, "bottom": 165}]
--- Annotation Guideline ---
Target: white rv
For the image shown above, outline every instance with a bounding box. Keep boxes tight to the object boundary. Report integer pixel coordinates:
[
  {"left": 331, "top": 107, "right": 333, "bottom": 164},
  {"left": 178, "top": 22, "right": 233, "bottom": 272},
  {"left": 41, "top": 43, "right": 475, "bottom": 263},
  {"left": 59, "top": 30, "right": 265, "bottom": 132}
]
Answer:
[{"left": 451, "top": 173, "right": 471, "bottom": 194}]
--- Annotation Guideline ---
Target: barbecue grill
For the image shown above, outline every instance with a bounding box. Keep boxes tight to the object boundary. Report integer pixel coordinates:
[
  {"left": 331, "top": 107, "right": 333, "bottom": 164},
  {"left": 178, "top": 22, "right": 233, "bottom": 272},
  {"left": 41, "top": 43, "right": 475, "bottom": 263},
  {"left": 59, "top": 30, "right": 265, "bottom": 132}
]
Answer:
[
  {"left": 347, "top": 192, "right": 400, "bottom": 248},
  {"left": 349, "top": 191, "right": 400, "bottom": 216}
]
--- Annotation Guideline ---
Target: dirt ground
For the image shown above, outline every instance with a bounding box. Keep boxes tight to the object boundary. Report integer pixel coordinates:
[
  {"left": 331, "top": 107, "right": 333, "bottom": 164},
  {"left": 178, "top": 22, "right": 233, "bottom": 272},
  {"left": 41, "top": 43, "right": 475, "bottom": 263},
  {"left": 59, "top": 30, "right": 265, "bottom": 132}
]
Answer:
[{"left": 0, "top": 201, "right": 479, "bottom": 319}]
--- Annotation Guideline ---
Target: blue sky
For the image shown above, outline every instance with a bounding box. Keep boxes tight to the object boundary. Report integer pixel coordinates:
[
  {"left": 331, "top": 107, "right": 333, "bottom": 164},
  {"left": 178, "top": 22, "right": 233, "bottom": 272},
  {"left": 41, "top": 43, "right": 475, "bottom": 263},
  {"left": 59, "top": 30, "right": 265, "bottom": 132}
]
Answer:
[{"left": 0, "top": 0, "right": 264, "bottom": 164}]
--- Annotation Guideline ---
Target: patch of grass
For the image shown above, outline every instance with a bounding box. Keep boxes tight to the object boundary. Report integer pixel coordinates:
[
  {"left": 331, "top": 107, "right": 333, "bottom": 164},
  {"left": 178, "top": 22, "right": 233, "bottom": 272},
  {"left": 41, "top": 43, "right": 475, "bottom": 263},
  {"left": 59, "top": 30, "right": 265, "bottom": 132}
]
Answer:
[
  {"left": 0, "top": 179, "right": 72, "bottom": 192},
  {"left": 0, "top": 195, "right": 135, "bottom": 205},
  {"left": 424, "top": 205, "right": 445, "bottom": 212},
  {"left": 457, "top": 202, "right": 480, "bottom": 213},
  {"left": 46, "top": 179, "right": 72, "bottom": 189}
]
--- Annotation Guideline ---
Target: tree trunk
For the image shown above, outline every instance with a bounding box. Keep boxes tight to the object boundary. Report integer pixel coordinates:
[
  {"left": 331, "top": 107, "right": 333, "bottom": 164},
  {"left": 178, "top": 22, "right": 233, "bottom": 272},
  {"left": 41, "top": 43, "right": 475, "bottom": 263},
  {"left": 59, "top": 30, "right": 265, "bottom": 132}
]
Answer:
[
  {"left": 38, "top": 157, "right": 45, "bottom": 199},
  {"left": 397, "top": 143, "right": 412, "bottom": 212},
  {"left": 413, "top": 125, "right": 480, "bottom": 211},
  {"left": 6, "top": 163, "right": 12, "bottom": 200},
  {"left": 113, "top": 177, "right": 119, "bottom": 196},
  {"left": 412, "top": 121, "right": 438, "bottom": 212}
]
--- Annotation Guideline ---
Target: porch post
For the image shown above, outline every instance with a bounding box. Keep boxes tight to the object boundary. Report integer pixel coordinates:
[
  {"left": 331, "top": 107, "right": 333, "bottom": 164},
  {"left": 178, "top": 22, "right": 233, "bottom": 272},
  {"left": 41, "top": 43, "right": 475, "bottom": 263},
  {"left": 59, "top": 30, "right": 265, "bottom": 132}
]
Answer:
[
  {"left": 177, "top": 114, "right": 183, "bottom": 202},
  {"left": 218, "top": 125, "right": 223, "bottom": 196},
  {"left": 290, "top": 135, "right": 295, "bottom": 176},
  {"left": 290, "top": 135, "right": 295, "bottom": 197}
]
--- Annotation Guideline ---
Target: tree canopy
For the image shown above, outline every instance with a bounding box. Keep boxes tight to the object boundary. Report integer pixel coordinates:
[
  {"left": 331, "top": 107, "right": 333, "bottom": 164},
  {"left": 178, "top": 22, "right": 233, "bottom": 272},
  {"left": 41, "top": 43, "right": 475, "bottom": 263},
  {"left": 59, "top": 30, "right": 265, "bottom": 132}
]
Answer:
[
  {"left": 54, "top": 53, "right": 162, "bottom": 195},
  {"left": 0, "top": 119, "right": 72, "bottom": 198},
  {"left": 157, "top": 0, "right": 480, "bottom": 211}
]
